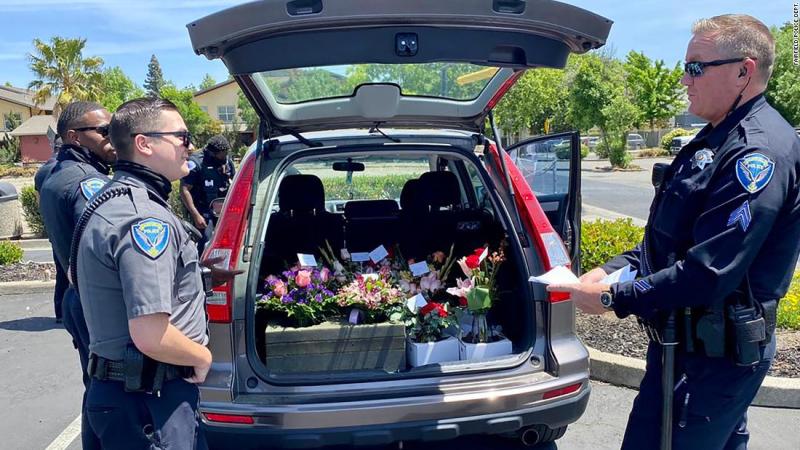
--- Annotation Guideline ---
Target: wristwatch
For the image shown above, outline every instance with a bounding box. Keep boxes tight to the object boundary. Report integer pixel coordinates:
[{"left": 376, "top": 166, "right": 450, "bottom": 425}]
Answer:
[{"left": 599, "top": 290, "right": 615, "bottom": 310}]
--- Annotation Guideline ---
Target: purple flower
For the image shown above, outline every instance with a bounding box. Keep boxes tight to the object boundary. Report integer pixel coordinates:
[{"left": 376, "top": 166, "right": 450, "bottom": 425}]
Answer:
[{"left": 315, "top": 294, "right": 322, "bottom": 303}]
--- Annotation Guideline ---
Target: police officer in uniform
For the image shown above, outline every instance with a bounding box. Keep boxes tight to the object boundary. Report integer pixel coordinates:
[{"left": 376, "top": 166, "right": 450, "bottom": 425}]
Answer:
[
  {"left": 40, "top": 101, "right": 115, "bottom": 450},
  {"left": 34, "top": 136, "right": 67, "bottom": 323},
  {"left": 74, "top": 97, "right": 217, "bottom": 449},
  {"left": 549, "top": 15, "right": 800, "bottom": 449},
  {"left": 180, "top": 134, "right": 235, "bottom": 254}
]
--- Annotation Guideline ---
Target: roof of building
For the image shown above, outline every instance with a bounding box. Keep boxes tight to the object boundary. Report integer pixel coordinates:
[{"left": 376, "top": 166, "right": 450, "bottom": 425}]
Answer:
[
  {"left": 0, "top": 85, "right": 56, "bottom": 110},
  {"left": 9, "top": 115, "right": 56, "bottom": 137},
  {"left": 193, "top": 79, "right": 238, "bottom": 97}
]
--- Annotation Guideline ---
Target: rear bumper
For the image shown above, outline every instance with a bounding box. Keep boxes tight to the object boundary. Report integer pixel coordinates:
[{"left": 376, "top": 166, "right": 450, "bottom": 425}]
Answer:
[{"left": 202, "top": 383, "right": 590, "bottom": 449}]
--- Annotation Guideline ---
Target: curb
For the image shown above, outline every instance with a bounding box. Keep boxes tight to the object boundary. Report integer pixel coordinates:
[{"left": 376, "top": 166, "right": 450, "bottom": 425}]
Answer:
[
  {"left": 588, "top": 347, "right": 800, "bottom": 409},
  {"left": 15, "top": 238, "right": 50, "bottom": 250},
  {"left": 0, "top": 280, "right": 56, "bottom": 295}
]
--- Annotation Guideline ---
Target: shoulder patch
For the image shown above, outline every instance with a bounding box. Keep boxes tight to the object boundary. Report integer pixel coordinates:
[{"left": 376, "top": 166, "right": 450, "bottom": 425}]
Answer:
[
  {"left": 131, "top": 218, "right": 170, "bottom": 259},
  {"left": 736, "top": 152, "right": 774, "bottom": 194},
  {"left": 187, "top": 160, "right": 197, "bottom": 171},
  {"left": 80, "top": 178, "right": 107, "bottom": 200}
]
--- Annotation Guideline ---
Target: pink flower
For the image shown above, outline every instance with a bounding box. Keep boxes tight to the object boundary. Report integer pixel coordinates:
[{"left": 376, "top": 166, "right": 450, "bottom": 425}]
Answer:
[
  {"left": 446, "top": 277, "right": 474, "bottom": 298},
  {"left": 274, "top": 280, "right": 287, "bottom": 297},
  {"left": 420, "top": 272, "right": 442, "bottom": 292},
  {"left": 432, "top": 251, "right": 446, "bottom": 264},
  {"left": 457, "top": 257, "right": 473, "bottom": 277},
  {"left": 319, "top": 267, "right": 330, "bottom": 282},
  {"left": 295, "top": 270, "right": 311, "bottom": 288}
]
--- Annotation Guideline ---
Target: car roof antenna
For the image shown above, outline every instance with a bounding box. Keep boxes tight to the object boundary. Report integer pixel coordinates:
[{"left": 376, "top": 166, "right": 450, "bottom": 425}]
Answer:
[{"left": 369, "top": 122, "right": 401, "bottom": 143}]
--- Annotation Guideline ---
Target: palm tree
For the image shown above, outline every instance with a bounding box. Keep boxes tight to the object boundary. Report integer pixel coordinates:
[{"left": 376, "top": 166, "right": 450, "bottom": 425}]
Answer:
[{"left": 27, "top": 37, "right": 104, "bottom": 116}]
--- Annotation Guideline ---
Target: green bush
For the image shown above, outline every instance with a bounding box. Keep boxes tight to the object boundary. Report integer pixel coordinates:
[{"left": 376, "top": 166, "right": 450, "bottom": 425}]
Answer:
[
  {"left": 554, "top": 143, "right": 589, "bottom": 160},
  {"left": 0, "top": 240, "right": 23, "bottom": 266},
  {"left": 638, "top": 148, "right": 671, "bottom": 158},
  {"left": 660, "top": 128, "right": 693, "bottom": 151},
  {"left": 19, "top": 186, "right": 46, "bottom": 238},
  {"left": 0, "top": 165, "right": 37, "bottom": 178},
  {"left": 779, "top": 273, "right": 800, "bottom": 330},
  {"left": 580, "top": 218, "right": 644, "bottom": 272},
  {"left": 321, "top": 174, "right": 419, "bottom": 201},
  {"left": 168, "top": 180, "right": 189, "bottom": 221},
  {"left": 0, "top": 133, "right": 21, "bottom": 164}
]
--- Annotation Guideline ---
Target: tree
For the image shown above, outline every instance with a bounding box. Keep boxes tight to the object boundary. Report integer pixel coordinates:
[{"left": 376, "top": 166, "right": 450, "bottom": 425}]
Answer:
[
  {"left": 624, "top": 51, "right": 685, "bottom": 130},
  {"left": 27, "top": 37, "right": 104, "bottom": 115},
  {"left": 766, "top": 24, "right": 800, "bottom": 125},
  {"left": 238, "top": 90, "right": 260, "bottom": 138},
  {"left": 144, "top": 54, "right": 166, "bottom": 97},
  {"left": 568, "top": 53, "right": 639, "bottom": 168},
  {"left": 159, "top": 84, "right": 219, "bottom": 147},
  {"left": 99, "top": 66, "right": 145, "bottom": 111},
  {"left": 199, "top": 74, "right": 217, "bottom": 90}
]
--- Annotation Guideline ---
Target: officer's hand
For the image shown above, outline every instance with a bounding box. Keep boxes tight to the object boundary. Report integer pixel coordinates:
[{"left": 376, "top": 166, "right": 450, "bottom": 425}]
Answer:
[
  {"left": 546, "top": 282, "right": 610, "bottom": 315},
  {"left": 186, "top": 348, "right": 212, "bottom": 384},
  {"left": 193, "top": 214, "right": 207, "bottom": 230},
  {"left": 202, "top": 256, "right": 244, "bottom": 287},
  {"left": 579, "top": 267, "right": 608, "bottom": 284}
]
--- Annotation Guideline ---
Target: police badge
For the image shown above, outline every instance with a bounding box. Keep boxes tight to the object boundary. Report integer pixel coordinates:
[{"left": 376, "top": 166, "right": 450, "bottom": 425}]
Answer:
[
  {"left": 131, "top": 218, "right": 170, "bottom": 259},
  {"left": 691, "top": 149, "right": 714, "bottom": 170},
  {"left": 736, "top": 153, "right": 774, "bottom": 194},
  {"left": 80, "top": 178, "right": 107, "bottom": 200}
]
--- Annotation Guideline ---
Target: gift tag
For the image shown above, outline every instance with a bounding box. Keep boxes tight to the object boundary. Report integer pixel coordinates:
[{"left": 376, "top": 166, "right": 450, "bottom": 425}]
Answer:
[
  {"left": 409, "top": 261, "right": 430, "bottom": 277},
  {"left": 361, "top": 273, "right": 379, "bottom": 281},
  {"left": 478, "top": 247, "right": 488, "bottom": 263},
  {"left": 369, "top": 245, "right": 389, "bottom": 263},
  {"left": 297, "top": 253, "right": 317, "bottom": 268},
  {"left": 351, "top": 252, "right": 370, "bottom": 262},
  {"left": 406, "top": 293, "right": 427, "bottom": 313},
  {"left": 340, "top": 248, "right": 351, "bottom": 261}
]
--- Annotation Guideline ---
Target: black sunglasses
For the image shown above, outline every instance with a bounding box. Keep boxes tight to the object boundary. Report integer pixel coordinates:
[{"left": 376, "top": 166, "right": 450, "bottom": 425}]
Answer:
[
  {"left": 683, "top": 58, "right": 744, "bottom": 78},
  {"left": 132, "top": 130, "right": 192, "bottom": 148},
  {"left": 73, "top": 124, "right": 110, "bottom": 137}
]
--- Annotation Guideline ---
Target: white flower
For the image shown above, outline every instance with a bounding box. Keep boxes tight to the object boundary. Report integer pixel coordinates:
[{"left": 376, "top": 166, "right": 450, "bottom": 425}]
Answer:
[{"left": 446, "top": 277, "right": 474, "bottom": 297}]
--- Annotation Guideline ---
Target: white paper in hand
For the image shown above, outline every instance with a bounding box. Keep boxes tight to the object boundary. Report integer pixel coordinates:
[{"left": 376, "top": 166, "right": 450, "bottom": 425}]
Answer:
[
  {"left": 601, "top": 264, "right": 638, "bottom": 284},
  {"left": 529, "top": 265, "right": 580, "bottom": 285}
]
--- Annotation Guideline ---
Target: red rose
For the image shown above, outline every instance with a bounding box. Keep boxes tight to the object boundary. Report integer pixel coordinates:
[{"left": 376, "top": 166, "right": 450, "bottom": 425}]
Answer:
[
  {"left": 435, "top": 304, "right": 448, "bottom": 318},
  {"left": 459, "top": 296, "right": 468, "bottom": 307},
  {"left": 420, "top": 302, "right": 436, "bottom": 316},
  {"left": 465, "top": 254, "right": 481, "bottom": 269},
  {"left": 473, "top": 248, "right": 485, "bottom": 256}
]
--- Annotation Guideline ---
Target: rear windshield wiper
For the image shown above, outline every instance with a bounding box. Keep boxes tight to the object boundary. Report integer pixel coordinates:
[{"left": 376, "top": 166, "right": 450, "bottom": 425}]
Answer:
[{"left": 368, "top": 122, "right": 401, "bottom": 143}]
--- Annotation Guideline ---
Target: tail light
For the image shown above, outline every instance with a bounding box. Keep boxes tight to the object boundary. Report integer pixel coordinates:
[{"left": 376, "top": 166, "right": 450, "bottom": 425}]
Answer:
[
  {"left": 202, "top": 151, "right": 257, "bottom": 323},
  {"left": 487, "top": 142, "right": 572, "bottom": 304},
  {"left": 203, "top": 412, "right": 255, "bottom": 425},
  {"left": 542, "top": 382, "right": 582, "bottom": 400}
]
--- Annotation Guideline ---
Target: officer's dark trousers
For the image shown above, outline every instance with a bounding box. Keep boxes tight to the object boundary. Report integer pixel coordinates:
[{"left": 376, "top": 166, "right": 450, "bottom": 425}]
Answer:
[
  {"left": 52, "top": 250, "right": 68, "bottom": 320},
  {"left": 86, "top": 378, "right": 207, "bottom": 450},
  {"left": 61, "top": 287, "right": 101, "bottom": 450},
  {"left": 621, "top": 334, "right": 775, "bottom": 450}
]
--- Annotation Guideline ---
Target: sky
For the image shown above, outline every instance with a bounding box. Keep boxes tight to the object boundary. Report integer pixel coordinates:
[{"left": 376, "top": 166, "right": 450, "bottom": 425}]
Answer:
[{"left": 0, "top": 0, "right": 790, "bottom": 91}]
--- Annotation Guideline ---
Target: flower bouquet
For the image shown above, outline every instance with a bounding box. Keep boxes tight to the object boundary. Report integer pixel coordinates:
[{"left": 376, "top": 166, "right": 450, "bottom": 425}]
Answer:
[
  {"left": 405, "top": 301, "right": 459, "bottom": 366},
  {"left": 257, "top": 265, "right": 336, "bottom": 328},
  {"left": 333, "top": 272, "right": 406, "bottom": 324},
  {"left": 447, "top": 246, "right": 512, "bottom": 360}
]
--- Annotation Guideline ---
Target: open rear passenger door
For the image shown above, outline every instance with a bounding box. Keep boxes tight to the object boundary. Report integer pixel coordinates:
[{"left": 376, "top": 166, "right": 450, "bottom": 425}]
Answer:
[{"left": 506, "top": 132, "right": 581, "bottom": 271}]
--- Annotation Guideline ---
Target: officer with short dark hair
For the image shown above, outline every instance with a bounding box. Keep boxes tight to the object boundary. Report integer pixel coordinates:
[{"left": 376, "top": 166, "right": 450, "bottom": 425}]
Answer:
[
  {"left": 34, "top": 136, "right": 66, "bottom": 323},
  {"left": 39, "top": 101, "right": 115, "bottom": 450},
  {"left": 548, "top": 15, "right": 799, "bottom": 449},
  {"left": 73, "top": 97, "right": 237, "bottom": 449},
  {"left": 180, "top": 134, "right": 235, "bottom": 253}
]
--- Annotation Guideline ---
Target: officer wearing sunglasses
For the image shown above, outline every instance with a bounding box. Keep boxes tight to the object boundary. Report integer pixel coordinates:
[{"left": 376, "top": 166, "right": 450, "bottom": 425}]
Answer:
[
  {"left": 38, "top": 101, "right": 117, "bottom": 450},
  {"left": 548, "top": 14, "right": 800, "bottom": 449}
]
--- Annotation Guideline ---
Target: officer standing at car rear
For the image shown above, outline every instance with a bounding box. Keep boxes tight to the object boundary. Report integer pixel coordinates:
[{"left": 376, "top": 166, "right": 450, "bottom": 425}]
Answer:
[
  {"left": 72, "top": 97, "right": 219, "bottom": 449},
  {"left": 548, "top": 15, "right": 800, "bottom": 449},
  {"left": 180, "top": 134, "right": 235, "bottom": 254},
  {"left": 34, "top": 136, "right": 67, "bottom": 323},
  {"left": 39, "top": 101, "right": 116, "bottom": 450}
]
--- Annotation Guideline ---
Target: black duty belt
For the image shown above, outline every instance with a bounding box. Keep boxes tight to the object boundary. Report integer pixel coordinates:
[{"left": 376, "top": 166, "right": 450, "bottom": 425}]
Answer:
[{"left": 88, "top": 353, "right": 192, "bottom": 394}]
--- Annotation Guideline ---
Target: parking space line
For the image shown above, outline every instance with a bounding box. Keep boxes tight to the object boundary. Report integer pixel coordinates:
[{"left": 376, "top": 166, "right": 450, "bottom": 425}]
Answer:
[{"left": 45, "top": 415, "right": 80, "bottom": 450}]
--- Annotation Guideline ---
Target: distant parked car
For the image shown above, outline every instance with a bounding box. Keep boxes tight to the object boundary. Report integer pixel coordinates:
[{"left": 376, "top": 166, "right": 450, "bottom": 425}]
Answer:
[
  {"left": 626, "top": 133, "right": 645, "bottom": 150},
  {"left": 670, "top": 134, "right": 698, "bottom": 155},
  {"left": 580, "top": 136, "right": 600, "bottom": 149}
]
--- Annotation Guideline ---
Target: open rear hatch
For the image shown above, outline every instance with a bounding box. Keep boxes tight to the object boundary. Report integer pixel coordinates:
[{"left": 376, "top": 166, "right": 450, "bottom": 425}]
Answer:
[{"left": 187, "top": 0, "right": 611, "bottom": 135}]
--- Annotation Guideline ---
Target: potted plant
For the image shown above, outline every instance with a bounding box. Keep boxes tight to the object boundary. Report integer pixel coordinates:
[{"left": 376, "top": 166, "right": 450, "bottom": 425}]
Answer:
[
  {"left": 405, "top": 301, "right": 459, "bottom": 367},
  {"left": 448, "top": 246, "right": 512, "bottom": 361}
]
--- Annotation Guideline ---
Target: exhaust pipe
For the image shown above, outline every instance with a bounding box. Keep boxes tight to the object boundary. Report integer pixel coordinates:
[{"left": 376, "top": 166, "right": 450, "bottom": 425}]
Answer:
[{"left": 520, "top": 427, "right": 541, "bottom": 447}]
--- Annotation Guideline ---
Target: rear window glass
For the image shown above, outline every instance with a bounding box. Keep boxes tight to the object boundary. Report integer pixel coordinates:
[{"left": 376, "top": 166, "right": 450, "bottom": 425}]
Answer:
[{"left": 256, "top": 63, "right": 500, "bottom": 104}]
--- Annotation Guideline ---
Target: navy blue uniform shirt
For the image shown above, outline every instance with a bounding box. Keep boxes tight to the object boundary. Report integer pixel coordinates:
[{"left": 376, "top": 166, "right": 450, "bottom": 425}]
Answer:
[
  {"left": 181, "top": 150, "right": 235, "bottom": 216},
  {"left": 603, "top": 94, "right": 800, "bottom": 320}
]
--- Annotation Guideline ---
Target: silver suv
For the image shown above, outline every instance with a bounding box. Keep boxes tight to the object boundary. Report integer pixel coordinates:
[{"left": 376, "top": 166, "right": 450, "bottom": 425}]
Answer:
[{"left": 188, "top": 1, "right": 611, "bottom": 448}]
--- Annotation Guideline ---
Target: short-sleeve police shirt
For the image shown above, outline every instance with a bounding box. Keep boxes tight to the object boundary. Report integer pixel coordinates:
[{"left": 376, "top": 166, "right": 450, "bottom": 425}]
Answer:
[
  {"left": 604, "top": 95, "right": 800, "bottom": 320},
  {"left": 76, "top": 171, "right": 208, "bottom": 361}
]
